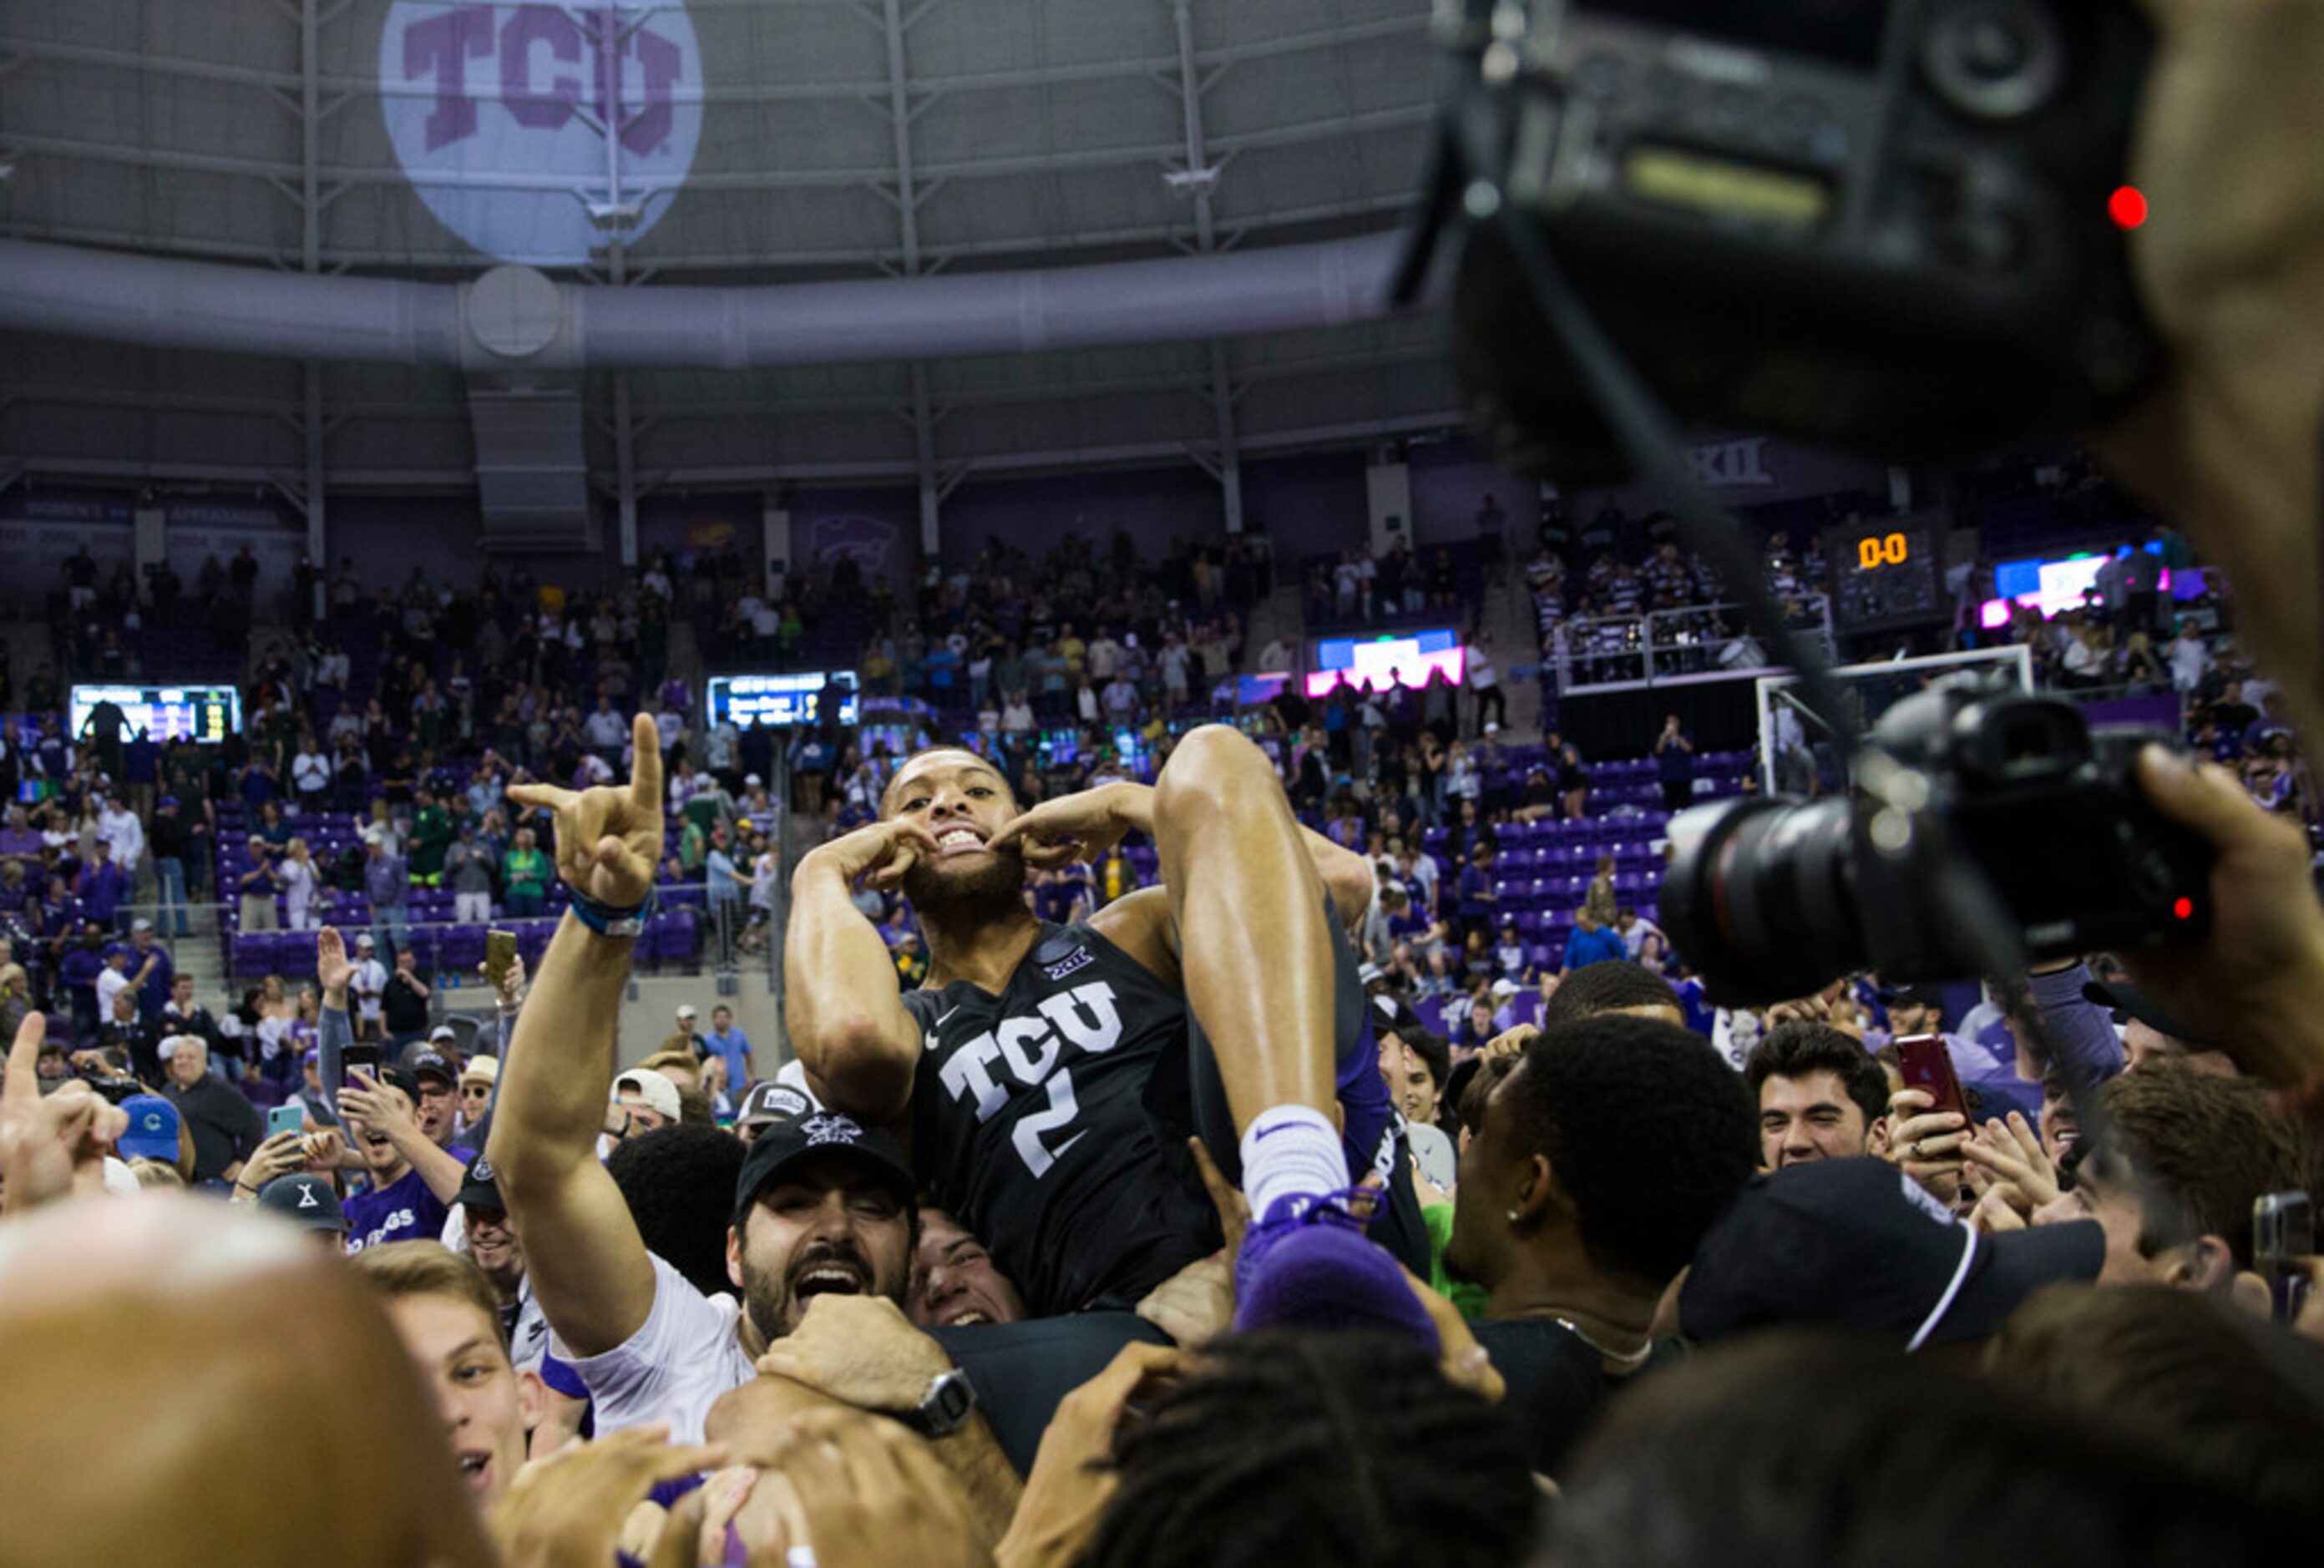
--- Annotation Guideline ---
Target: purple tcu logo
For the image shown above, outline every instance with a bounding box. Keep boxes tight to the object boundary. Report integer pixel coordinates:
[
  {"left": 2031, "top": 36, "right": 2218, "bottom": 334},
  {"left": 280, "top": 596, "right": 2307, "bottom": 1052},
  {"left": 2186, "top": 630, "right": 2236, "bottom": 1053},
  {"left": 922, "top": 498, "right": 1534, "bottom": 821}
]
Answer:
[
  {"left": 381, "top": 3, "right": 702, "bottom": 266},
  {"left": 808, "top": 515, "right": 899, "bottom": 578}
]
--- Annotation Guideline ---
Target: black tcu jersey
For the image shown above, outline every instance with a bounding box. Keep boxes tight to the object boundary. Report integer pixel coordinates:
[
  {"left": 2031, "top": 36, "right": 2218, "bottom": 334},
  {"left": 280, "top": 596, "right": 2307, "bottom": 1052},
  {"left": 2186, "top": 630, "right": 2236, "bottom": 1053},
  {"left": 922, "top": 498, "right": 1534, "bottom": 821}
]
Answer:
[{"left": 901, "top": 920, "right": 1222, "bottom": 1317}]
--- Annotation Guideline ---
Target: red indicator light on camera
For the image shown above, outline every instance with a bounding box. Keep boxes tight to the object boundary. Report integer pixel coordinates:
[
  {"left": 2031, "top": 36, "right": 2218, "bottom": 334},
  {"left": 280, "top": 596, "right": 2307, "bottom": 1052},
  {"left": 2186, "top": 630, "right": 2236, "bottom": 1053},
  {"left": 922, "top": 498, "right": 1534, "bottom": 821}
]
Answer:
[
  {"left": 2171, "top": 896, "right": 2194, "bottom": 921},
  {"left": 2109, "top": 186, "right": 2149, "bottom": 230}
]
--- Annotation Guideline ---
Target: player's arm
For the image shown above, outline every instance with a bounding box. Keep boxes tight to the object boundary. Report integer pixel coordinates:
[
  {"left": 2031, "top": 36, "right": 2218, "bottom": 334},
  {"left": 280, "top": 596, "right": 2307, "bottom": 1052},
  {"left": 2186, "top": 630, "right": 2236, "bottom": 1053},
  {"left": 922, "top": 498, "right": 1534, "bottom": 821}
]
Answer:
[
  {"left": 485, "top": 716, "right": 663, "bottom": 1358},
  {"left": 785, "top": 820, "right": 938, "bottom": 1123}
]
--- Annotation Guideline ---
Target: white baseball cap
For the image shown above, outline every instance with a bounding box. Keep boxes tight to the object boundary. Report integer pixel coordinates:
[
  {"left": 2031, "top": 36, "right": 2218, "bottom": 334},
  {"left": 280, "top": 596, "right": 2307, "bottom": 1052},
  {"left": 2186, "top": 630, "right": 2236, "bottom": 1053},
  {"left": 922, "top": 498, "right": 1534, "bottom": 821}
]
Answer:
[
  {"left": 612, "top": 1070, "right": 683, "bottom": 1123},
  {"left": 675, "top": 1004, "right": 698, "bottom": 1020}
]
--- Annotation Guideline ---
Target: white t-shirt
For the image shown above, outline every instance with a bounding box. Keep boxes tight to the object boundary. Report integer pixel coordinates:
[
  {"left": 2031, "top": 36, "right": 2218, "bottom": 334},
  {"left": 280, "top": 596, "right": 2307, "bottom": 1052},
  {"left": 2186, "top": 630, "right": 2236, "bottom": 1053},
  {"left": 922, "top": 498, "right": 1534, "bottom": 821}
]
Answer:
[
  {"left": 95, "top": 967, "right": 131, "bottom": 1019},
  {"left": 352, "top": 957, "right": 388, "bottom": 1021},
  {"left": 552, "top": 1253, "right": 757, "bottom": 1444}
]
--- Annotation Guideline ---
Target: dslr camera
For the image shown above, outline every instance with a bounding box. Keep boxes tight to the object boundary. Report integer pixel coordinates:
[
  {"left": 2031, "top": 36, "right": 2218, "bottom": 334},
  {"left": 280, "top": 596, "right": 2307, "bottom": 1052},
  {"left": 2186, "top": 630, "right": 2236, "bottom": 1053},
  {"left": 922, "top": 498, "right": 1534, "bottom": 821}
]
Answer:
[
  {"left": 1446, "top": 0, "right": 2159, "bottom": 476},
  {"left": 1660, "top": 685, "right": 2213, "bottom": 1003}
]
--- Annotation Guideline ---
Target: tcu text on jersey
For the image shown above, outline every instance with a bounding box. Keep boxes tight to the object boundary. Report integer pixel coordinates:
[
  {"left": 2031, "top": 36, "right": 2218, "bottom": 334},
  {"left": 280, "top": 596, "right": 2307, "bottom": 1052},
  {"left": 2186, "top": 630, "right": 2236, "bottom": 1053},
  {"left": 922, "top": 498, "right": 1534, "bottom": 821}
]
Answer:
[{"left": 934, "top": 981, "right": 1122, "bottom": 1178}]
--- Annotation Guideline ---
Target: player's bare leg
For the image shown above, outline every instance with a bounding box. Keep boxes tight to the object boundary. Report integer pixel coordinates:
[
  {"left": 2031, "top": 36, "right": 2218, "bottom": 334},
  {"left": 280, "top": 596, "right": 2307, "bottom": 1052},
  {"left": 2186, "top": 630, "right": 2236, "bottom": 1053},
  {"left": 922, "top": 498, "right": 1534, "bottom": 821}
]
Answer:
[{"left": 1152, "top": 725, "right": 1349, "bottom": 1222}]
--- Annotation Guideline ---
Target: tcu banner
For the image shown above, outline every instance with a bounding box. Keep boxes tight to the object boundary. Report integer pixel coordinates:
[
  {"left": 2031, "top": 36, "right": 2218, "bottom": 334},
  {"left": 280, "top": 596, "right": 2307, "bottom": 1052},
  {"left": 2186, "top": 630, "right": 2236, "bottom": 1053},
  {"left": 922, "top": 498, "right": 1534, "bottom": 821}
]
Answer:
[{"left": 381, "top": 3, "right": 704, "bottom": 266}]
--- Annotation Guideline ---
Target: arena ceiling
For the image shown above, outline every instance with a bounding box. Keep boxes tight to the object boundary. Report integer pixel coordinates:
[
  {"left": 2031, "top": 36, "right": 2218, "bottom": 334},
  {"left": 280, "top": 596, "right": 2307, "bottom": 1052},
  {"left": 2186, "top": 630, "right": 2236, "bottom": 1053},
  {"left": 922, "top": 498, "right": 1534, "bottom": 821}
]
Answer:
[{"left": 0, "top": 0, "right": 1459, "bottom": 522}]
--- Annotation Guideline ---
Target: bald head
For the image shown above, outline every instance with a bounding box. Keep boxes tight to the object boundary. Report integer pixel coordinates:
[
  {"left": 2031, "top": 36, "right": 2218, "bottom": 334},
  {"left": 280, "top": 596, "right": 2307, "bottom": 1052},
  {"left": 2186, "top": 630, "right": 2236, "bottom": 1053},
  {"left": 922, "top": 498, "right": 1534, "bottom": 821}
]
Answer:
[{"left": 0, "top": 1196, "right": 493, "bottom": 1567}]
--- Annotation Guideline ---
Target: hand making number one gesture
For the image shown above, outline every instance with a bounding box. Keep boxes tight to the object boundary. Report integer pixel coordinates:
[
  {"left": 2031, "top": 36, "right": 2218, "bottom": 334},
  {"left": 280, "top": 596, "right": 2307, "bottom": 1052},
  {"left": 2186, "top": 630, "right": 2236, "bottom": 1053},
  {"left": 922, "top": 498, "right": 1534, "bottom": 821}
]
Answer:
[{"left": 506, "top": 714, "right": 665, "bottom": 912}]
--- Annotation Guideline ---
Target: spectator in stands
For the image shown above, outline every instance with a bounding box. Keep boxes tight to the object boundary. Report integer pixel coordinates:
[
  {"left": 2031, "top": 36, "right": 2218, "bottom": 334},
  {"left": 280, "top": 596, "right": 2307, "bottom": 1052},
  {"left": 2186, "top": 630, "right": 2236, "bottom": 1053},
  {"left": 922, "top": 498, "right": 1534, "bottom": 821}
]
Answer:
[
  {"left": 1653, "top": 714, "right": 1696, "bottom": 812},
  {"left": 350, "top": 931, "right": 388, "bottom": 1040},
  {"left": 1744, "top": 1023, "right": 1891, "bottom": 1169},
  {"left": 700, "top": 1003, "right": 755, "bottom": 1091},
  {"left": 1456, "top": 838, "right": 1499, "bottom": 949},
  {"left": 147, "top": 795, "right": 193, "bottom": 938},
  {"left": 161, "top": 1034, "right": 264, "bottom": 1186},
  {"left": 382, "top": 947, "right": 432, "bottom": 1047},
  {"left": 363, "top": 827, "right": 411, "bottom": 961},
  {"left": 79, "top": 837, "right": 129, "bottom": 933},
  {"left": 443, "top": 822, "right": 498, "bottom": 926},
  {"left": 1562, "top": 908, "right": 1628, "bottom": 975},
  {"left": 227, "top": 834, "right": 279, "bottom": 933},
  {"left": 279, "top": 836, "right": 320, "bottom": 931},
  {"left": 500, "top": 825, "right": 549, "bottom": 918}
]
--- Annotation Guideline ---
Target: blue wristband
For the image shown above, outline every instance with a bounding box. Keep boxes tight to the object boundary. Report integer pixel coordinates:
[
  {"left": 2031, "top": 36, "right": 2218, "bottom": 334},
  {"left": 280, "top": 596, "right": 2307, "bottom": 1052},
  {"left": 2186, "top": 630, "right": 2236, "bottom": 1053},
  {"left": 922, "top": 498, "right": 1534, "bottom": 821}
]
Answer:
[{"left": 567, "top": 887, "right": 654, "bottom": 938}]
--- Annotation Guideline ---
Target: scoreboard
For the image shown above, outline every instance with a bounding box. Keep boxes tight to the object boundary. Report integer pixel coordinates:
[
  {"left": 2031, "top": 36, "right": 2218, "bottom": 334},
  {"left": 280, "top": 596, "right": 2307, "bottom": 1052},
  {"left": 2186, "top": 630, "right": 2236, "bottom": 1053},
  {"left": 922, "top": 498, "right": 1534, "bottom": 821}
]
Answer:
[
  {"left": 705, "top": 671, "right": 860, "bottom": 730},
  {"left": 69, "top": 684, "right": 241, "bottom": 744},
  {"left": 1831, "top": 520, "right": 1941, "bottom": 631}
]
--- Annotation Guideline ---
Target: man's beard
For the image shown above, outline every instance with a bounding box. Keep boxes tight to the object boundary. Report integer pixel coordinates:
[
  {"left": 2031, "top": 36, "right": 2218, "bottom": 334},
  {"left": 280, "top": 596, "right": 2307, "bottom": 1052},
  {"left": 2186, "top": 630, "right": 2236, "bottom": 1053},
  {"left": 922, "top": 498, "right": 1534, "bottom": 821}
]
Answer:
[
  {"left": 741, "top": 1236, "right": 884, "bottom": 1343},
  {"left": 901, "top": 849, "right": 1027, "bottom": 926}
]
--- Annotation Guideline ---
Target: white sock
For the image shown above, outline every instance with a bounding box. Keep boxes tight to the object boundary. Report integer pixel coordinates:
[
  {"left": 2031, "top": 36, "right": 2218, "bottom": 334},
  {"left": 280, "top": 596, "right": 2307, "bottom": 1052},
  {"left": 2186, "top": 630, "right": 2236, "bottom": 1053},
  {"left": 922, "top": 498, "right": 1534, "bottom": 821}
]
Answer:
[{"left": 1239, "top": 1105, "right": 1351, "bottom": 1221}]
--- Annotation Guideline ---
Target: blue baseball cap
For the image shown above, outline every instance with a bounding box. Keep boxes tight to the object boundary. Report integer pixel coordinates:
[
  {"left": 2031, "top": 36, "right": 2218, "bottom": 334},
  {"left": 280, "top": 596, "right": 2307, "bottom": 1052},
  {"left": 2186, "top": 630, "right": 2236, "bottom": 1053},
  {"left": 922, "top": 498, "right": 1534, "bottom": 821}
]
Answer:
[{"left": 116, "top": 1095, "right": 180, "bottom": 1162}]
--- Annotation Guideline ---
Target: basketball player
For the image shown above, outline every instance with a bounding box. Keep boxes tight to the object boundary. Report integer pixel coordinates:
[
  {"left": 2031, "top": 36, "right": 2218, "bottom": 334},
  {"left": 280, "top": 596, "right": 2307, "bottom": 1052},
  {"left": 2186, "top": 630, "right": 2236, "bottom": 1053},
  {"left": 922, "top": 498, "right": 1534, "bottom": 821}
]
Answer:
[{"left": 786, "top": 727, "right": 1426, "bottom": 1318}]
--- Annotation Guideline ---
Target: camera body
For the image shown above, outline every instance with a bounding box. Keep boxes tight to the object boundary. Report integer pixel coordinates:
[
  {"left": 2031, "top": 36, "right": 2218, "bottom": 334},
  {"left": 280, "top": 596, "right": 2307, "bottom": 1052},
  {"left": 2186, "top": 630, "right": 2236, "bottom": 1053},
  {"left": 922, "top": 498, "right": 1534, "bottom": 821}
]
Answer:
[
  {"left": 1663, "top": 687, "right": 2213, "bottom": 1003},
  {"left": 1452, "top": 0, "right": 2159, "bottom": 478}
]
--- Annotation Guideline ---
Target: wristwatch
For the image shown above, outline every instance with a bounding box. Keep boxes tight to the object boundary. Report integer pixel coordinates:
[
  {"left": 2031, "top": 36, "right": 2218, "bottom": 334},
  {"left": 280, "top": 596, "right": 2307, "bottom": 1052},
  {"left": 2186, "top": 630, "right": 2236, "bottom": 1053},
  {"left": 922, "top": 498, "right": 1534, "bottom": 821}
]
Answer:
[{"left": 900, "top": 1367, "right": 977, "bottom": 1438}]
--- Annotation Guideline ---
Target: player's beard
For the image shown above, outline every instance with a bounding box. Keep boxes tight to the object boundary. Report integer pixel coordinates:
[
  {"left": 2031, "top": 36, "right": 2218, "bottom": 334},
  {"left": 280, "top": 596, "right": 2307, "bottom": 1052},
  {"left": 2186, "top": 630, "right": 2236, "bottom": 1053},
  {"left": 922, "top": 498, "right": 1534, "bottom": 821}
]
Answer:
[{"left": 901, "top": 847, "right": 1027, "bottom": 928}]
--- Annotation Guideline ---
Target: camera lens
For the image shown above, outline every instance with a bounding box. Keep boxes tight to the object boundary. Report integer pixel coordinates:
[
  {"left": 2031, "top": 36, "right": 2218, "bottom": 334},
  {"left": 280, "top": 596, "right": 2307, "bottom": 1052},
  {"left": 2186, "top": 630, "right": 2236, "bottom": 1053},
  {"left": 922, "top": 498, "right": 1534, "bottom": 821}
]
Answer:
[{"left": 1662, "top": 797, "right": 1865, "bottom": 1004}]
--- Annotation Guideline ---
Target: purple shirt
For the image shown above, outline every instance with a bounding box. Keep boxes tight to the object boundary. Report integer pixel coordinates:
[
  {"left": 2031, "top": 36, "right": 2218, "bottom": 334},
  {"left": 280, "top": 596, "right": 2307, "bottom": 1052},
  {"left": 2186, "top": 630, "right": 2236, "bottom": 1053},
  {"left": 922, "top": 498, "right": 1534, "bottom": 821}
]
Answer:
[
  {"left": 342, "top": 1166, "right": 448, "bottom": 1253},
  {"left": 363, "top": 852, "right": 408, "bottom": 909}
]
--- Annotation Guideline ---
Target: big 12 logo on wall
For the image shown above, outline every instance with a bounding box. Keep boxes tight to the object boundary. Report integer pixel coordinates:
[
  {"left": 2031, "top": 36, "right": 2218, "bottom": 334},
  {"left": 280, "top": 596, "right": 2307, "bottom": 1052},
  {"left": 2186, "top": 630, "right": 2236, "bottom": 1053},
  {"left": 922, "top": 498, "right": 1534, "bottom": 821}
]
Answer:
[{"left": 381, "top": 3, "right": 704, "bottom": 266}]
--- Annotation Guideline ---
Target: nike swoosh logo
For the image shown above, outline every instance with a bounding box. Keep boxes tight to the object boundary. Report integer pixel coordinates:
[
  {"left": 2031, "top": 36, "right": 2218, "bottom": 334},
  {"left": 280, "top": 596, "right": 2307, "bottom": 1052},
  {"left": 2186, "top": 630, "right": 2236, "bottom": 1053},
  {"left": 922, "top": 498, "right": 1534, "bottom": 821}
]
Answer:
[
  {"left": 1051, "top": 1130, "right": 1088, "bottom": 1161},
  {"left": 934, "top": 1006, "right": 960, "bottom": 1027},
  {"left": 1252, "top": 1122, "right": 1303, "bottom": 1142}
]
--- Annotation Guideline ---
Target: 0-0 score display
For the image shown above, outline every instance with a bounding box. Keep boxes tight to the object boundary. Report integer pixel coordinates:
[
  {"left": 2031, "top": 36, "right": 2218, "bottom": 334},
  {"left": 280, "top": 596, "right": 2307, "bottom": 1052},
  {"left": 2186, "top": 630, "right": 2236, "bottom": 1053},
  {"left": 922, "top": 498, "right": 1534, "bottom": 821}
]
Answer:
[{"left": 1857, "top": 532, "right": 1913, "bottom": 569}]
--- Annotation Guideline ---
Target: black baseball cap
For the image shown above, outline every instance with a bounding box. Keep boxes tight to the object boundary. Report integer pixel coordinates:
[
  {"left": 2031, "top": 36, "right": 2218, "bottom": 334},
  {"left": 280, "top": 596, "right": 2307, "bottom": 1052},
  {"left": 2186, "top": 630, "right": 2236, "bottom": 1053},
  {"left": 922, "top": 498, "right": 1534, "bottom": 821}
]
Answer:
[
  {"left": 457, "top": 1152, "right": 504, "bottom": 1211},
  {"left": 1679, "top": 1157, "right": 2104, "bottom": 1349},
  {"left": 732, "top": 1110, "right": 916, "bottom": 1228},
  {"left": 257, "top": 1173, "right": 350, "bottom": 1234},
  {"left": 404, "top": 1045, "right": 459, "bottom": 1088},
  {"left": 2081, "top": 978, "right": 2209, "bottom": 1046}
]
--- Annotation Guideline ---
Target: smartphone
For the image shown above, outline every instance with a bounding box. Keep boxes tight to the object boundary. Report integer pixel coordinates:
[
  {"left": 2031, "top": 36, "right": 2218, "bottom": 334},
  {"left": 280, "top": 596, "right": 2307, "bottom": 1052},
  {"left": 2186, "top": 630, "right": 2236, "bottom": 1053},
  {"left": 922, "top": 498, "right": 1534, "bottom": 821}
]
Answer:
[
  {"left": 341, "top": 1042, "right": 384, "bottom": 1085},
  {"left": 268, "top": 1104, "right": 306, "bottom": 1140},
  {"left": 2255, "top": 1191, "right": 2316, "bottom": 1323},
  {"left": 1894, "top": 1034, "right": 1972, "bottom": 1125},
  {"left": 485, "top": 928, "right": 518, "bottom": 989}
]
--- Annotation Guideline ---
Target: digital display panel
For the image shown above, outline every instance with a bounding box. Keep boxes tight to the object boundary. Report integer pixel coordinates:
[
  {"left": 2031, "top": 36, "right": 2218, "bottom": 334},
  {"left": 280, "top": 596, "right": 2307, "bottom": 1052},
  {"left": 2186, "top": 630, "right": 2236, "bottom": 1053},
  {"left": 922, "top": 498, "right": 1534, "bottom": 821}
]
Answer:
[
  {"left": 1307, "top": 630, "right": 1466, "bottom": 699},
  {"left": 705, "top": 671, "right": 859, "bottom": 729},
  {"left": 69, "top": 684, "right": 242, "bottom": 744},
  {"left": 1977, "top": 545, "right": 2190, "bottom": 630},
  {"left": 1586, "top": 0, "right": 1893, "bottom": 67}
]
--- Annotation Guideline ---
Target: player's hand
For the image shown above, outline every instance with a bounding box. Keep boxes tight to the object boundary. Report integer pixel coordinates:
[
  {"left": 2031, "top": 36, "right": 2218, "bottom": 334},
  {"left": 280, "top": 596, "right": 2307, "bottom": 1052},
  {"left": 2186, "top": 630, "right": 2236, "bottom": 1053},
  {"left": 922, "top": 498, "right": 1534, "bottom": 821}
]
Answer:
[
  {"left": 506, "top": 713, "right": 664, "bottom": 909},
  {"left": 315, "top": 925, "right": 355, "bottom": 1002},
  {"left": 755, "top": 1293, "right": 953, "bottom": 1415},
  {"left": 987, "top": 782, "right": 1152, "bottom": 872},
  {"left": 804, "top": 818, "right": 942, "bottom": 893},
  {"left": 489, "top": 1427, "right": 726, "bottom": 1568},
  {"left": 2118, "top": 747, "right": 2324, "bottom": 1090},
  {"left": 995, "top": 1343, "right": 1196, "bottom": 1568}
]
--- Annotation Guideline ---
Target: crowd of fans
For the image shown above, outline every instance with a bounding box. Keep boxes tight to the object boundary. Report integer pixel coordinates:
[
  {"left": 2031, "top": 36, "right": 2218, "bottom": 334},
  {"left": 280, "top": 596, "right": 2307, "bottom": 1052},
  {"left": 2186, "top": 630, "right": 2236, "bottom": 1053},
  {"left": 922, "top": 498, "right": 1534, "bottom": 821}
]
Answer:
[{"left": 5, "top": 470, "right": 2324, "bottom": 1567}]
